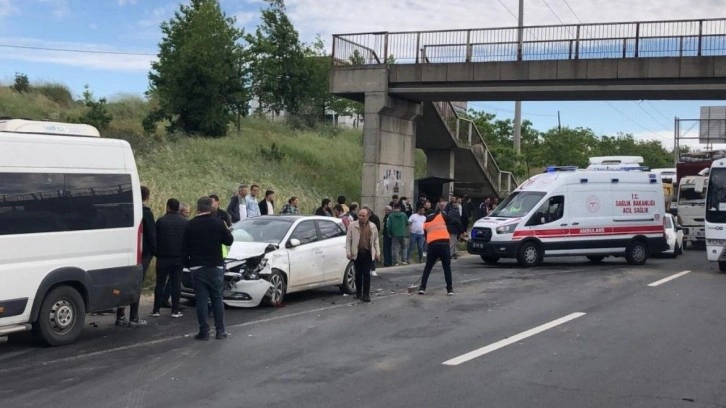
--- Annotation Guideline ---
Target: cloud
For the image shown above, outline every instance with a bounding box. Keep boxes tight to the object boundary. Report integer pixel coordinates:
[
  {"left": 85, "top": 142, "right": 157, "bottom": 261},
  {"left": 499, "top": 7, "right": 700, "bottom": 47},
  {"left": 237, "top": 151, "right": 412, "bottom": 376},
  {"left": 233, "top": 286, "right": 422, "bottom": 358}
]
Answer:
[
  {"left": 0, "top": 0, "right": 20, "bottom": 19},
  {"left": 137, "top": 6, "right": 171, "bottom": 28},
  {"left": 37, "top": 0, "right": 70, "bottom": 19},
  {"left": 118, "top": 0, "right": 138, "bottom": 5},
  {"left": 283, "top": 0, "right": 726, "bottom": 46},
  {"left": 0, "top": 37, "right": 156, "bottom": 72},
  {"left": 233, "top": 11, "right": 256, "bottom": 27}
]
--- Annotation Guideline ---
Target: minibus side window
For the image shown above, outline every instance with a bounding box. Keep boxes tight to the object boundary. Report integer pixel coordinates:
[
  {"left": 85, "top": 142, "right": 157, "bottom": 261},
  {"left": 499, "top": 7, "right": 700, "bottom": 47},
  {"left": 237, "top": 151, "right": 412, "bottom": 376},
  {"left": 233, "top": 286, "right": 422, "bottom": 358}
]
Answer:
[{"left": 526, "top": 195, "right": 565, "bottom": 226}]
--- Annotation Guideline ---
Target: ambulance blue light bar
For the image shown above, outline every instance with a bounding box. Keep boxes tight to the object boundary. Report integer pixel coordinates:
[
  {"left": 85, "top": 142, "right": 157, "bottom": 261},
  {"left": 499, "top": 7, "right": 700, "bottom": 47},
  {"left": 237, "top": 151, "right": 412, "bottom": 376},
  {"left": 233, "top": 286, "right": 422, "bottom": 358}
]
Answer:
[{"left": 545, "top": 165, "right": 579, "bottom": 173}]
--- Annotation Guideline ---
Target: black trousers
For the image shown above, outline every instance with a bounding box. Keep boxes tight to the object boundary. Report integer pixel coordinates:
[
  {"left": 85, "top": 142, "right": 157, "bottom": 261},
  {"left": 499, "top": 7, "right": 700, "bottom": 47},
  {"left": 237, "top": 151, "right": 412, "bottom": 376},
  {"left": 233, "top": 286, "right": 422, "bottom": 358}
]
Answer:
[
  {"left": 420, "top": 242, "right": 453, "bottom": 292},
  {"left": 354, "top": 250, "right": 372, "bottom": 297},
  {"left": 154, "top": 257, "right": 183, "bottom": 314},
  {"left": 117, "top": 254, "right": 152, "bottom": 321}
]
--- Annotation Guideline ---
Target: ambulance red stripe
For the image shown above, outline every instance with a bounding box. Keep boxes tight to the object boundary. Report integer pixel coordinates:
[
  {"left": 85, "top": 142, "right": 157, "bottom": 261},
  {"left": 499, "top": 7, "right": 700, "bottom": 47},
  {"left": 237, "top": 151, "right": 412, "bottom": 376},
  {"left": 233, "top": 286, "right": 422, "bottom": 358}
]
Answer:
[{"left": 512, "top": 225, "right": 664, "bottom": 239}]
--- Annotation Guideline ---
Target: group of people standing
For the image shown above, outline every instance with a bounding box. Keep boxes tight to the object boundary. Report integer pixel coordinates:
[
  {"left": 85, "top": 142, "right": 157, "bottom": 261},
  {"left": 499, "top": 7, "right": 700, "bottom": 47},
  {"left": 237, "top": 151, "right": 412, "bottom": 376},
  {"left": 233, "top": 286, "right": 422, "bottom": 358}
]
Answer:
[
  {"left": 120, "top": 183, "right": 499, "bottom": 339},
  {"left": 116, "top": 186, "right": 233, "bottom": 341},
  {"left": 226, "top": 184, "right": 301, "bottom": 224}
]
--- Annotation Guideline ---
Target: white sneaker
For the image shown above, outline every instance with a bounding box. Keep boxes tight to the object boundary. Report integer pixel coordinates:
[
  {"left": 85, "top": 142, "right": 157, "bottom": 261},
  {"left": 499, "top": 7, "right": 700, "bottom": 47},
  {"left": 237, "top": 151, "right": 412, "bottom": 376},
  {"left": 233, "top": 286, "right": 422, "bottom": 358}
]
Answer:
[
  {"left": 171, "top": 312, "right": 183, "bottom": 318},
  {"left": 371, "top": 271, "right": 378, "bottom": 277}
]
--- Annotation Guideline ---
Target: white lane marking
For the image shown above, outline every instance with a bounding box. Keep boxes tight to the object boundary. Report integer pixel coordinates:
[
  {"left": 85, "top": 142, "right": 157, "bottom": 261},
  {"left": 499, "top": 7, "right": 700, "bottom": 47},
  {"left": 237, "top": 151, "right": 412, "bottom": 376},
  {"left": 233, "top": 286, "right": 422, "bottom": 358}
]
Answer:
[
  {"left": 648, "top": 270, "right": 691, "bottom": 287},
  {"left": 442, "top": 312, "right": 586, "bottom": 366}
]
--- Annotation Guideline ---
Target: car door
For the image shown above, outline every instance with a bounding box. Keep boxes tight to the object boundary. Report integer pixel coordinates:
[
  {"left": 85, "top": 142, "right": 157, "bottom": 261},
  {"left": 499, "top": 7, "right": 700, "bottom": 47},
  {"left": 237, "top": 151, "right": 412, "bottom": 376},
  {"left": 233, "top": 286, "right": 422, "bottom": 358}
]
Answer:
[
  {"left": 316, "top": 219, "right": 348, "bottom": 284},
  {"left": 286, "top": 220, "right": 326, "bottom": 289}
]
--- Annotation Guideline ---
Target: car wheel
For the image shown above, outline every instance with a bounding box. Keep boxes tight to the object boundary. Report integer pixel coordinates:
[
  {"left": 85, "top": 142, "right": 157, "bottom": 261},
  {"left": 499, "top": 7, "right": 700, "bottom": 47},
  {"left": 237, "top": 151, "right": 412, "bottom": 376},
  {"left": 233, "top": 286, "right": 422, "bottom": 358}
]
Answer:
[
  {"left": 586, "top": 256, "right": 605, "bottom": 264},
  {"left": 625, "top": 239, "right": 648, "bottom": 265},
  {"left": 719, "top": 261, "right": 726, "bottom": 273},
  {"left": 516, "top": 242, "right": 542, "bottom": 267},
  {"left": 33, "top": 285, "right": 85, "bottom": 346},
  {"left": 480, "top": 256, "right": 500, "bottom": 265},
  {"left": 339, "top": 261, "right": 356, "bottom": 295},
  {"left": 263, "top": 269, "right": 287, "bottom": 307}
]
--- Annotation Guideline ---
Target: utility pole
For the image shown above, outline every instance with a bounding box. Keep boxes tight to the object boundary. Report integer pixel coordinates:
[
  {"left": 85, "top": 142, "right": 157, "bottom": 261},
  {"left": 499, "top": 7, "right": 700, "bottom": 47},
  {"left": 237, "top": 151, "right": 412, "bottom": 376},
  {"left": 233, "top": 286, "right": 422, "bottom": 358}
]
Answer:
[{"left": 513, "top": 0, "right": 524, "bottom": 155}]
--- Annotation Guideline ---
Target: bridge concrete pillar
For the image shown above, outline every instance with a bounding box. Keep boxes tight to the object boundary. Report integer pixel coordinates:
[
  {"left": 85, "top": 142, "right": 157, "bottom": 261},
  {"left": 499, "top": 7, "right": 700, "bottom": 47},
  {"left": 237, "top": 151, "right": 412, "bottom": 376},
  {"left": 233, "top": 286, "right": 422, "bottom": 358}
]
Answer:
[
  {"left": 361, "top": 92, "right": 422, "bottom": 216},
  {"left": 425, "top": 149, "right": 455, "bottom": 199}
]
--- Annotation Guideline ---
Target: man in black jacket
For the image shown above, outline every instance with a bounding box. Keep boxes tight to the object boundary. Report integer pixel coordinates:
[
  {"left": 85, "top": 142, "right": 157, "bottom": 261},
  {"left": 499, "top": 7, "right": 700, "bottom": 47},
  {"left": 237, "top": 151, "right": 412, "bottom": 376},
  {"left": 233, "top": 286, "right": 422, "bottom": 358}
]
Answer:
[
  {"left": 116, "top": 185, "right": 155, "bottom": 328},
  {"left": 210, "top": 194, "right": 232, "bottom": 227},
  {"left": 258, "top": 190, "right": 275, "bottom": 215},
  {"left": 446, "top": 200, "right": 465, "bottom": 260},
  {"left": 183, "top": 196, "right": 234, "bottom": 341},
  {"left": 152, "top": 198, "right": 187, "bottom": 317}
]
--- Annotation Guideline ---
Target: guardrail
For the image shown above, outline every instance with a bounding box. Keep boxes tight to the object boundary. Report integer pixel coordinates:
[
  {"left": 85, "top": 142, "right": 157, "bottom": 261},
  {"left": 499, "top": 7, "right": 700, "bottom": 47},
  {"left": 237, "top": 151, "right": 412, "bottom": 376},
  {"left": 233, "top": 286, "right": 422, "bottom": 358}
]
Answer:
[
  {"left": 432, "top": 101, "right": 518, "bottom": 196},
  {"left": 332, "top": 18, "right": 726, "bottom": 65}
]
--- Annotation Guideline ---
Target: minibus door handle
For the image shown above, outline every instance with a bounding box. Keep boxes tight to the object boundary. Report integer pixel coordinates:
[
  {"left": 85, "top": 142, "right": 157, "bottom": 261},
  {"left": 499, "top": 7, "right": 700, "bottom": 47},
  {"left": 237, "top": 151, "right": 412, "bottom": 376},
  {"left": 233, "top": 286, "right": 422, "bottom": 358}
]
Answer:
[
  {"left": 572, "top": 222, "right": 580, "bottom": 226},
  {"left": 560, "top": 223, "right": 568, "bottom": 226}
]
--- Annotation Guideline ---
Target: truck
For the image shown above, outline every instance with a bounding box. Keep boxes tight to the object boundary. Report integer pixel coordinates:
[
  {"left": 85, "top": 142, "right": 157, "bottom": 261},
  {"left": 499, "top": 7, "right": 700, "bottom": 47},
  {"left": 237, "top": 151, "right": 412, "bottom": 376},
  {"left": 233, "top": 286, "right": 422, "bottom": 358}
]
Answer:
[{"left": 675, "top": 151, "right": 726, "bottom": 248}]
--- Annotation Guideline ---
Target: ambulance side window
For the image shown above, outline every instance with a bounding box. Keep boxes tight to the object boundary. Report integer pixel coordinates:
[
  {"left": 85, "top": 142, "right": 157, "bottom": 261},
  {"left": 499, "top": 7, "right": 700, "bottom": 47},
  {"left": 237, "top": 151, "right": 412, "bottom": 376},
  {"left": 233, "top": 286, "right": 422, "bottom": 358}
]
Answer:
[{"left": 526, "top": 195, "right": 565, "bottom": 226}]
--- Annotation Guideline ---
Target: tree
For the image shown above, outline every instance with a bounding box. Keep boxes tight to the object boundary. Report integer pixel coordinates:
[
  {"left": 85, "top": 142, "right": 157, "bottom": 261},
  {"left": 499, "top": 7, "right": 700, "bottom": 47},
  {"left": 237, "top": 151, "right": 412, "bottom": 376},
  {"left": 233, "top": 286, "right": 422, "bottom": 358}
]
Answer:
[
  {"left": 79, "top": 85, "right": 112, "bottom": 131},
  {"left": 11, "top": 73, "right": 31, "bottom": 93},
  {"left": 246, "top": 0, "right": 307, "bottom": 116},
  {"left": 147, "top": 0, "right": 249, "bottom": 137}
]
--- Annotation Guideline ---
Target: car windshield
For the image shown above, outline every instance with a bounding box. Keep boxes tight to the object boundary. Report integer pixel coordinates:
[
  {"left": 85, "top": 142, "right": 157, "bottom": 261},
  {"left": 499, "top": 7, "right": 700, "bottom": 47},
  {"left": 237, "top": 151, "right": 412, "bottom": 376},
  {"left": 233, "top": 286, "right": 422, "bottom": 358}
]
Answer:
[
  {"left": 230, "top": 217, "right": 294, "bottom": 244},
  {"left": 489, "top": 191, "right": 546, "bottom": 218}
]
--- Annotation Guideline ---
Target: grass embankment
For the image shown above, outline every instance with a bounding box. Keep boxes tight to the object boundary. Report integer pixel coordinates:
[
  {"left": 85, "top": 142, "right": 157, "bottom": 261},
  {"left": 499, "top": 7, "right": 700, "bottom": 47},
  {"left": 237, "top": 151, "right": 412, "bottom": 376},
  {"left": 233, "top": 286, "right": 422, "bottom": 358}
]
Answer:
[{"left": 1, "top": 82, "right": 428, "bottom": 287}]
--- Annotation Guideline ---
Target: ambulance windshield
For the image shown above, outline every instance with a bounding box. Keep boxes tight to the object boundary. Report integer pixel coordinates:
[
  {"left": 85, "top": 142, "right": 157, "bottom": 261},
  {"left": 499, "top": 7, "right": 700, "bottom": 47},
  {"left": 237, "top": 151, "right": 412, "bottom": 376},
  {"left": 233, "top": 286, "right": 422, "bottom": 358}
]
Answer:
[{"left": 490, "top": 191, "right": 546, "bottom": 218}]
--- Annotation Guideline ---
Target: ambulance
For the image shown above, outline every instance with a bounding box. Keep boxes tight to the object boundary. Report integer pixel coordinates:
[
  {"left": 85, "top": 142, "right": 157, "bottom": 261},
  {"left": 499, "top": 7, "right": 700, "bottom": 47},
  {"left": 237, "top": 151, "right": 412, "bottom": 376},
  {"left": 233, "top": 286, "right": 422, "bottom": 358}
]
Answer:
[{"left": 467, "top": 167, "right": 669, "bottom": 267}]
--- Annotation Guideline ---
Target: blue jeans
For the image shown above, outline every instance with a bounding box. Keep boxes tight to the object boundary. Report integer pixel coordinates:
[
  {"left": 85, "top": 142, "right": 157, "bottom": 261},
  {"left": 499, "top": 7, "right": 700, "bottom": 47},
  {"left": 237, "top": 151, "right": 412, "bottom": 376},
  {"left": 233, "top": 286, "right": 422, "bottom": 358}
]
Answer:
[
  {"left": 407, "top": 233, "right": 425, "bottom": 262},
  {"left": 191, "top": 266, "right": 225, "bottom": 335}
]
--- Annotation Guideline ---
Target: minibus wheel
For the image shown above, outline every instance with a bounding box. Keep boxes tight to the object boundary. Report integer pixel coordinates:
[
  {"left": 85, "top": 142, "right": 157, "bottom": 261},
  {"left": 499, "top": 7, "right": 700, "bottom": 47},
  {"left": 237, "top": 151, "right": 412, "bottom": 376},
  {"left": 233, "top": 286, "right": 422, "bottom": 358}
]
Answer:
[{"left": 34, "top": 285, "right": 86, "bottom": 346}]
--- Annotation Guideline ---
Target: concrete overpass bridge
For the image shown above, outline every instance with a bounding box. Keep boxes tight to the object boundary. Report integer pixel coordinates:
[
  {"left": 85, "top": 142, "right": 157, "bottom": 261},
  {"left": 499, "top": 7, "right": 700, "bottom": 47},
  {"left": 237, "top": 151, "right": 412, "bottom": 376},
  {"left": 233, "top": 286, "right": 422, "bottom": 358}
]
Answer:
[{"left": 329, "top": 18, "right": 726, "bottom": 215}]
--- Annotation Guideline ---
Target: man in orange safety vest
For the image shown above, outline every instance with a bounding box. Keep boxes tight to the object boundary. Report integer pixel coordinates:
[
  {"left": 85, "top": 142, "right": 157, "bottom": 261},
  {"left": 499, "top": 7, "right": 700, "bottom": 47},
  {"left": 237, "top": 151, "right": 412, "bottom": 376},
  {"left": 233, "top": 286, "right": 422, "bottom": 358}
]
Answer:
[{"left": 418, "top": 201, "right": 454, "bottom": 295}]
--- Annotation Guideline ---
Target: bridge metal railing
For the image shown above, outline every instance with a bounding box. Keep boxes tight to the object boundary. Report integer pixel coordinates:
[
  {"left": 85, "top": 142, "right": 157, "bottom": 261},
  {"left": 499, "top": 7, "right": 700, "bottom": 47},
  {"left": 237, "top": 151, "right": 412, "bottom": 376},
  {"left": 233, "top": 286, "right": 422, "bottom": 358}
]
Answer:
[
  {"left": 332, "top": 18, "right": 726, "bottom": 65},
  {"left": 432, "top": 100, "right": 518, "bottom": 196}
]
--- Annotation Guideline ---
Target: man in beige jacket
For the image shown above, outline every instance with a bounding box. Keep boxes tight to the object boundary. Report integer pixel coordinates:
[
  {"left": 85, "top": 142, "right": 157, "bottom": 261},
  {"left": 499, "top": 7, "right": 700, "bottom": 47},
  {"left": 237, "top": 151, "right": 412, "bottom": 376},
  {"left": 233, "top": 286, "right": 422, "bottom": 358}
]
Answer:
[{"left": 346, "top": 208, "right": 380, "bottom": 302}]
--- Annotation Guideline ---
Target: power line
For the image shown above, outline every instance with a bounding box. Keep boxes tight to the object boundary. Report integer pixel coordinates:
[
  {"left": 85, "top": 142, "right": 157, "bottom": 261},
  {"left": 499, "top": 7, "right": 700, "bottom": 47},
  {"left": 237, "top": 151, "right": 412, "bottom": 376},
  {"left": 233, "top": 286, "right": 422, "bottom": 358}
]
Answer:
[
  {"left": 540, "top": 0, "right": 566, "bottom": 25},
  {"left": 646, "top": 100, "right": 673, "bottom": 123},
  {"left": 560, "top": 0, "right": 669, "bottom": 128},
  {"left": 0, "top": 43, "right": 156, "bottom": 56},
  {"left": 495, "top": 0, "right": 518, "bottom": 21},
  {"left": 604, "top": 101, "right": 661, "bottom": 137},
  {"left": 469, "top": 102, "right": 558, "bottom": 117},
  {"left": 561, "top": 0, "right": 583, "bottom": 23},
  {"left": 633, "top": 101, "right": 671, "bottom": 129}
]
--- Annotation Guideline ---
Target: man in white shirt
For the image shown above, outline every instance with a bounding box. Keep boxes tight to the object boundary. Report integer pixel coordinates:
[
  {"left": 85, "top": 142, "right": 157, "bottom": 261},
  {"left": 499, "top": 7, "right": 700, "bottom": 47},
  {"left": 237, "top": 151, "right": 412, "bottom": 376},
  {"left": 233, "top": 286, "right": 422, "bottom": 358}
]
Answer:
[{"left": 406, "top": 205, "right": 427, "bottom": 263}]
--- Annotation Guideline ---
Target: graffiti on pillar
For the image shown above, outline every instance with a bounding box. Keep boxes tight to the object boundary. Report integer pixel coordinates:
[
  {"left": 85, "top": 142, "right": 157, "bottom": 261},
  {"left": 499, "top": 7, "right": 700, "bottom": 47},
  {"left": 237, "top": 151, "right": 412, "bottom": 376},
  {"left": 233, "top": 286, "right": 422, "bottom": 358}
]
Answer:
[{"left": 383, "top": 168, "right": 402, "bottom": 194}]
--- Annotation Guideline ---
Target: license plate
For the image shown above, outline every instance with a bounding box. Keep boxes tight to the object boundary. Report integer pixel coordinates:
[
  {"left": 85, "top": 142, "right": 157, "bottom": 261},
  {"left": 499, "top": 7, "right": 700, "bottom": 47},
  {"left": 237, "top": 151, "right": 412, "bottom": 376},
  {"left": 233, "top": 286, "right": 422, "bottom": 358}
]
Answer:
[{"left": 472, "top": 242, "right": 484, "bottom": 249}]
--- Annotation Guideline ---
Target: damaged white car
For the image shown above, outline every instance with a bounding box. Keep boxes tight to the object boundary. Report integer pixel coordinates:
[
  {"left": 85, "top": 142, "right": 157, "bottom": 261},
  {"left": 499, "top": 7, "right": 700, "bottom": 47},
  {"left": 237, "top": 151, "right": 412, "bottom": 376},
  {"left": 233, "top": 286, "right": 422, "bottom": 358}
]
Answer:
[{"left": 181, "top": 215, "right": 356, "bottom": 307}]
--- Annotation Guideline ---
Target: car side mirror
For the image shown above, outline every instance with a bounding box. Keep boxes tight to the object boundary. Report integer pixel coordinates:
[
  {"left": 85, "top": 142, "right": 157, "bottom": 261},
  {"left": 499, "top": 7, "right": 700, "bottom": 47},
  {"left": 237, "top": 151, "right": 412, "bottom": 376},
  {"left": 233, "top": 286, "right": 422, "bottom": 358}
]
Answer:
[{"left": 287, "top": 238, "right": 301, "bottom": 248}]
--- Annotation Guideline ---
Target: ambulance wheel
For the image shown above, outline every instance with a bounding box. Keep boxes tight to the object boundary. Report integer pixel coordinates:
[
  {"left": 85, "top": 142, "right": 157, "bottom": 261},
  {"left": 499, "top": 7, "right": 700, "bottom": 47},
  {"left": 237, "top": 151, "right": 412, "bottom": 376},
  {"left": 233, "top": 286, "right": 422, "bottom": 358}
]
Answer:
[
  {"left": 719, "top": 261, "right": 726, "bottom": 273},
  {"left": 517, "top": 242, "right": 543, "bottom": 267},
  {"left": 625, "top": 239, "right": 649, "bottom": 266},
  {"left": 586, "top": 256, "right": 605, "bottom": 264},
  {"left": 480, "top": 256, "right": 500, "bottom": 265}
]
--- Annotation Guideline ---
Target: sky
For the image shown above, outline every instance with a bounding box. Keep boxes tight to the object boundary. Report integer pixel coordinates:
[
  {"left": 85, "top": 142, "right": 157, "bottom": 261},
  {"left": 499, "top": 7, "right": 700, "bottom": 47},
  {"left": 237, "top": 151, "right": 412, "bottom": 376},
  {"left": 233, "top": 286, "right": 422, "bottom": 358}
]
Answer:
[{"left": 0, "top": 0, "right": 724, "bottom": 150}]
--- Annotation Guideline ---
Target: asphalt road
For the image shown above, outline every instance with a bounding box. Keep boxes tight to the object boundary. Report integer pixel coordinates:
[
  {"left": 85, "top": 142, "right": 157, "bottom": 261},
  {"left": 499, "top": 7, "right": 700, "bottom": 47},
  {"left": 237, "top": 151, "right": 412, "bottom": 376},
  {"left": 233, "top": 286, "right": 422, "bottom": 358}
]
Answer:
[{"left": 2, "top": 250, "right": 726, "bottom": 408}]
